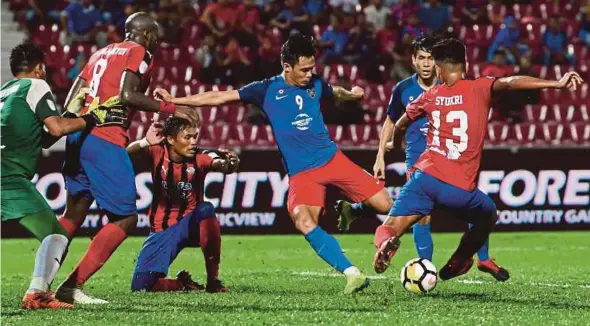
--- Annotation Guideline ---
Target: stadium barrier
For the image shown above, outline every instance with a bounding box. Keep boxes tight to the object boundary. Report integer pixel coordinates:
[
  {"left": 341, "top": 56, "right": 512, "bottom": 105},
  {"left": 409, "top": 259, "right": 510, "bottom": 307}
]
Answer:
[{"left": 2, "top": 148, "right": 589, "bottom": 237}]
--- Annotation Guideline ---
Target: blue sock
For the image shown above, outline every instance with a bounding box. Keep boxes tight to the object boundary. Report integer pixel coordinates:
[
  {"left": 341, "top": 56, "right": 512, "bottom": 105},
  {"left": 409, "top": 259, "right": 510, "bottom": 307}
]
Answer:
[
  {"left": 350, "top": 202, "right": 373, "bottom": 216},
  {"left": 413, "top": 223, "right": 434, "bottom": 261},
  {"left": 304, "top": 226, "right": 353, "bottom": 273},
  {"left": 469, "top": 223, "right": 490, "bottom": 261}
]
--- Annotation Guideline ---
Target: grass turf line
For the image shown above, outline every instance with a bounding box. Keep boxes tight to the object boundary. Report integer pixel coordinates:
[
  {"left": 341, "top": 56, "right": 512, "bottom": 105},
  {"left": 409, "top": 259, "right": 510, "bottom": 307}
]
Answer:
[{"left": 2, "top": 232, "right": 589, "bottom": 325}]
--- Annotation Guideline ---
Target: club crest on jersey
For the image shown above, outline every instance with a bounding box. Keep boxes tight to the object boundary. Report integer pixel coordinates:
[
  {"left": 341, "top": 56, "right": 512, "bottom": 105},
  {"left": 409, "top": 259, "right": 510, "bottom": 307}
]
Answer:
[
  {"left": 186, "top": 167, "right": 195, "bottom": 174},
  {"left": 306, "top": 88, "right": 315, "bottom": 99}
]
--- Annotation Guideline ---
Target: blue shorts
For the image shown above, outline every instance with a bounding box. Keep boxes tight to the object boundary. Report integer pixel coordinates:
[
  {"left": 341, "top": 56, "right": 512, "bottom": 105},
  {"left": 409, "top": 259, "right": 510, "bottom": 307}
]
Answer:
[
  {"left": 63, "top": 131, "right": 136, "bottom": 216},
  {"left": 389, "top": 169, "right": 496, "bottom": 219},
  {"left": 132, "top": 203, "right": 213, "bottom": 275}
]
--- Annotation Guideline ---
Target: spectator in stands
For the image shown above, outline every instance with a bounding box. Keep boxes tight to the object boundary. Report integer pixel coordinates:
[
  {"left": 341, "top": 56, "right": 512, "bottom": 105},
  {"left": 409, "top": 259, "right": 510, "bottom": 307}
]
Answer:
[
  {"left": 487, "top": 16, "right": 524, "bottom": 65},
  {"left": 200, "top": 0, "right": 244, "bottom": 42},
  {"left": 305, "top": 0, "right": 327, "bottom": 24},
  {"left": 577, "top": 14, "right": 590, "bottom": 47},
  {"left": 418, "top": 0, "right": 450, "bottom": 32},
  {"left": 26, "top": 0, "right": 62, "bottom": 31},
  {"left": 391, "top": 0, "right": 419, "bottom": 25},
  {"left": 390, "top": 33, "right": 414, "bottom": 81},
  {"left": 60, "top": 0, "right": 107, "bottom": 47},
  {"left": 67, "top": 53, "right": 88, "bottom": 82},
  {"left": 542, "top": 15, "right": 575, "bottom": 66},
  {"left": 257, "top": 29, "right": 282, "bottom": 79},
  {"left": 459, "top": 0, "right": 488, "bottom": 25},
  {"left": 344, "top": 13, "right": 377, "bottom": 64},
  {"left": 194, "top": 34, "right": 221, "bottom": 84},
  {"left": 219, "top": 37, "right": 252, "bottom": 85},
  {"left": 498, "top": 55, "right": 540, "bottom": 123},
  {"left": 376, "top": 14, "right": 398, "bottom": 75},
  {"left": 238, "top": 0, "right": 262, "bottom": 48},
  {"left": 487, "top": 0, "right": 506, "bottom": 25},
  {"left": 270, "top": 0, "right": 311, "bottom": 37},
  {"left": 319, "top": 14, "right": 350, "bottom": 64},
  {"left": 364, "top": 0, "right": 389, "bottom": 30},
  {"left": 482, "top": 49, "right": 509, "bottom": 77},
  {"left": 401, "top": 12, "right": 428, "bottom": 39},
  {"left": 157, "top": 5, "right": 182, "bottom": 44},
  {"left": 329, "top": 0, "right": 360, "bottom": 15}
]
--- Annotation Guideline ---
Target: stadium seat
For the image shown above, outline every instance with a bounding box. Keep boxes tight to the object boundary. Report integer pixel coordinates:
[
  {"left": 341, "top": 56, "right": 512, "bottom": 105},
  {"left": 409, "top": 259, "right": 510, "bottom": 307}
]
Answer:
[
  {"left": 198, "top": 107, "right": 219, "bottom": 125},
  {"left": 328, "top": 125, "right": 342, "bottom": 142},
  {"left": 358, "top": 124, "right": 380, "bottom": 146},
  {"left": 565, "top": 122, "right": 590, "bottom": 145},
  {"left": 542, "top": 122, "right": 564, "bottom": 145},
  {"left": 487, "top": 122, "right": 510, "bottom": 144},
  {"left": 253, "top": 124, "right": 276, "bottom": 147},
  {"left": 514, "top": 123, "right": 546, "bottom": 145},
  {"left": 227, "top": 125, "right": 247, "bottom": 145},
  {"left": 223, "top": 105, "right": 247, "bottom": 124}
]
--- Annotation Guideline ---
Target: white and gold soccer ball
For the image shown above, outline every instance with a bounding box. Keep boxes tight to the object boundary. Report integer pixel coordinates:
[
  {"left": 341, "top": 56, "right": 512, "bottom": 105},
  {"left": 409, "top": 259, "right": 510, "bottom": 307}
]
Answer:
[{"left": 400, "top": 258, "right": 438, "bottom": 294}]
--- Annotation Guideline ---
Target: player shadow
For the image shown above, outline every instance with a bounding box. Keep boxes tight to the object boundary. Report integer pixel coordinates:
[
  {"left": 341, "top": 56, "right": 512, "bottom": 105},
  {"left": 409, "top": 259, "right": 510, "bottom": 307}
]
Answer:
[{"left": 427, "top": 291, "right": 590, "bottom": 310}]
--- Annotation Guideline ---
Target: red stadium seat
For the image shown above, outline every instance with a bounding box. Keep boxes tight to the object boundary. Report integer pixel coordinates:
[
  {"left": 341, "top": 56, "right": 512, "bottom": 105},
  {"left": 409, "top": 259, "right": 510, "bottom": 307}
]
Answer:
[
  {"left": 511, "top": 4, "right": 533, "bottom": 21},
  {"left": 358, "top": 124, "right": 380, "bottom": 146},
  {"left": 339, "top": 125, "right": 361, "bottom": 146},
  {"left": 328, "top": 125, "right": 342, "bottom": 142},
  {"left": 557, "top": 104, "right": 589, "bottom": 122},
  {"left": 542, "top": 122, "right": 564, "bottom": 145},
  {"left": 253, "top": 124, "right": 276, "bottom": 147},
  {"left": 223, "top": 105, "right": 247, "bottom": 124},
  {"left": 514, "top": 123, "right": 546, "bottom": 145},
  {"left": 227, "top": 125, "right": 247, "bottom": 145},
  {"left": 565, "top": 122, "right": 590, "bottom": 145},
  {"left": 31, "top": 24, "right": 60, "bottom": 48},
  {"left": 487, "top": 122, "right": 509, "bottom": 144},
  {"left": 198, "top": 107, "right": 219, "bottom": 125},
  {"left": 364, "top": 106, "right": 386, "bottom": 123}
]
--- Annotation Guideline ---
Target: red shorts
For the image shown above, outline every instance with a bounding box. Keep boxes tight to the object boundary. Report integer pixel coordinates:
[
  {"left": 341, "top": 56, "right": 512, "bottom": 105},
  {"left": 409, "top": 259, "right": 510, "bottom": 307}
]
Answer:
[{"left": 287, "top": 150, "right": 385, "bottom": 213}]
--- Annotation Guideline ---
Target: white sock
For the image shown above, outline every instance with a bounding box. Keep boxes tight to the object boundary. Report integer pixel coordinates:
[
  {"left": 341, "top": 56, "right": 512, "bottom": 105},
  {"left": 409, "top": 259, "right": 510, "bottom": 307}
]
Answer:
[
  {"left": 27, "top": 234, "right": 68, "bottom": 294},
  {"left": 343, "top": 266, "right": 361, "bottom": 276}
]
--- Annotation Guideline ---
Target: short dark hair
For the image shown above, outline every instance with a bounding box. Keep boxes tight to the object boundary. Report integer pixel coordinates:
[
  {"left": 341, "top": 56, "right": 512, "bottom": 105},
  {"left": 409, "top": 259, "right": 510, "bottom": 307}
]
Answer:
[
  {"left": 431, "top": 38, "right": 466, "bottom": 65},
  {"left": 280, "top": 33, "right": 316, "bottom": 67},
  {"left": 412, "top": 35, "right": 438, "bottom": 56},
  {"left": 9, "top": 43, "right": 45, "bottom": 76},
  {"left": 163, "top": 116, "right": 198, "bottom": 140}
]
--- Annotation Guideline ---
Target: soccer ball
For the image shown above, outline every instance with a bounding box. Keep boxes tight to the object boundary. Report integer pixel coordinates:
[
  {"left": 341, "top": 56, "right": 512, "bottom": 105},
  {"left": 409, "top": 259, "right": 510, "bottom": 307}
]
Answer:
[{"left": 400, "top": 258, "right": 438, "bottom": 294}]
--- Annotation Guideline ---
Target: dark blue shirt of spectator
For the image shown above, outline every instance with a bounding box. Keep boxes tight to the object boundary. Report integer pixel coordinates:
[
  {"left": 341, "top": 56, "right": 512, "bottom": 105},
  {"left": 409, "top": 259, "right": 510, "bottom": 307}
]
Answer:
[{"left": 418, "top": 0, "right": 450, "bottom": 32}]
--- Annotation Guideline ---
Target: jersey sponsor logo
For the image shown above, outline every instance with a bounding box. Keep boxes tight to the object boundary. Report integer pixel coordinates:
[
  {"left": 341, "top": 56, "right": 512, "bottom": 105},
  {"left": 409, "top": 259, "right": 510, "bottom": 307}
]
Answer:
[
  {"left": 306, "top": 88, "right": 315, "bottom": 99},
  {"left": 435, "top": 95, "right": 464, "bottom": 106},
  {"left": 291, "top": 113, "right": 313, "bottom": 131},
  {"left": 275, "top": 89, "right": 287, "bottom": 100},
  {"left": 162, "top": 180, "right": 193, "bottom": 200},
  {"left": 0, "top": 84, "right": 20, "bottom": 99}
]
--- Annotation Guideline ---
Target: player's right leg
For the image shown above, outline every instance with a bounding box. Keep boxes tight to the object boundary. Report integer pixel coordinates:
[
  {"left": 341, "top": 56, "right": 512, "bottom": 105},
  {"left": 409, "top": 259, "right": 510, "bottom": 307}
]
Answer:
[
  {"left": 288, "top": 170, "right": 369, "bottom": 294},
  {"left": 1, "top": 177, "right": 73, "bottom": 309}
]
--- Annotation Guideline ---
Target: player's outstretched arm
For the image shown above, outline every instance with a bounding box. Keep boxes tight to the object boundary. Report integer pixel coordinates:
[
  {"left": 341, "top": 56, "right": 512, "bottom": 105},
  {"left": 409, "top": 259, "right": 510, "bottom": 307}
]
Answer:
[
  {"left": 493, "top": 72, "right": 584, "bottom": 92},
  {"left": 374, "top": 116, "right": 395, "bottom": 179},
  {"left": 153, "top": 88, "right": 241, "bottom": 107},
  {"left": 120, "top": 71, "right": 162, "bottom": 112},
  {"left": 331, "top": 85, "right": 364, "bottom": 102},
  {"left": 211, "top": 149, "right": 240, "bottom": 174},
  {"left": 127, "top": 123, "right": 164, "bottom": 154}
]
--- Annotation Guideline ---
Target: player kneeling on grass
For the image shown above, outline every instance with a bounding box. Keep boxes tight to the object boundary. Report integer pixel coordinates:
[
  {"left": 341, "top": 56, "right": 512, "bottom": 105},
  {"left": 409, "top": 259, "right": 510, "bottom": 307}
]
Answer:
[{"left": 127, "top": 115, "right": 238, "bottom": 293}]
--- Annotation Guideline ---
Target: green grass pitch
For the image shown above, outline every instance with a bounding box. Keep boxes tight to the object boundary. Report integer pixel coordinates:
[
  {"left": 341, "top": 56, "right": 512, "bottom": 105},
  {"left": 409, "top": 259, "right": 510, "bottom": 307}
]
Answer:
[{"left": 2, "top": 232, "right": 590, "bottom": 325}]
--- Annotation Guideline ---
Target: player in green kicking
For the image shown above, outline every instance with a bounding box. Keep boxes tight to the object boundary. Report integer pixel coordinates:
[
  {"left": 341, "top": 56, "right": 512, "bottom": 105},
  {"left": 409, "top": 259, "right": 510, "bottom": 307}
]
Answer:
[{"left": 1, "top": 43, "right": 124, "bottom": 309}]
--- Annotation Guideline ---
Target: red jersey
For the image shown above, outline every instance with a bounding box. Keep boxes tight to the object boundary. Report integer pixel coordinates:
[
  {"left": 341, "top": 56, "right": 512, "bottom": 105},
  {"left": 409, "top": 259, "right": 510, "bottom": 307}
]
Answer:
[
  {"left": 79, "top": 40, "right": 154, "bottom": 147},
  {"left": 406, "top": 77, "right": 496, "bottom": 191},
  {"left": 147, "top": 145, "right": 216, "bottom": 233}
]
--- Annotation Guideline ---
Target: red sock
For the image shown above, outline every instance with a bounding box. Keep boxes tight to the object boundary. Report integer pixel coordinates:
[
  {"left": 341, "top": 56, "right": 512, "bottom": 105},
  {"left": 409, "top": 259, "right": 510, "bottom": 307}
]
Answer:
[
  {"left": 150, "top": 279, "right": 185, "bottom": 292},
  {"left": 65, "top": 223, "right": 127, "bottom": 287},
  {"left": 200, "top": 217, "right": 221, "bottom": 281},
  {"left": 374, "top": 225, "right": 396, "bottom": 248},
  {"left": 59, "top": 216, "right": 79, "bottom": 239}
]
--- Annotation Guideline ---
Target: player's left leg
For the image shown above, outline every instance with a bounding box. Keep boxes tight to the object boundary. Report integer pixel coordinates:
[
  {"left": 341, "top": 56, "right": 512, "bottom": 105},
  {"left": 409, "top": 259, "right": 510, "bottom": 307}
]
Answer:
[
  {"left": 413, "top": 215, "right": 434, "bottom": 261},
  {"left": 471, "top": 225, "right": 510, "bottom": 281},
  {"left": 183, "top": 202, "right": 227, "bottom": 293},
  {"left": 437, "top": 189, "right": 499, "bottom": 281}
]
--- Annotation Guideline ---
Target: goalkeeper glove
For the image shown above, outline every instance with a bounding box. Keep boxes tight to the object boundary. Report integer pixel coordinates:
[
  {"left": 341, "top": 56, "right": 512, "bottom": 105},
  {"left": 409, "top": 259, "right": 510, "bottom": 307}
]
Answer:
[{"left": 85, "top": 95, "right": 129, "bottom": 126}]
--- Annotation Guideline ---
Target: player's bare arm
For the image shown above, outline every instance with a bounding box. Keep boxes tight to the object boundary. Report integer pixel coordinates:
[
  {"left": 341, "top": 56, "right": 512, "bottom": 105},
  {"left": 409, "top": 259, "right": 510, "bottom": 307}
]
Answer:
[
  {"left": 374, "top": 116, "right": 395, "bottom": 180},
  {"left": 492, "top": 72, "right": 584, "bottom": 92},
  {"left": 120, "top": 71, "right": 161, "bottom": 112},
  {"left": 126, "top": 123, "right": 164, "bottom": 154},
  {"left": 391, "top": 113, "right": 412, "bottom": 152},
  {"left": 331, "top": 85, "right": 364, "bottom": 102},
  {"left": 153, "top": 88, "right": 241, "bottom": 107}
]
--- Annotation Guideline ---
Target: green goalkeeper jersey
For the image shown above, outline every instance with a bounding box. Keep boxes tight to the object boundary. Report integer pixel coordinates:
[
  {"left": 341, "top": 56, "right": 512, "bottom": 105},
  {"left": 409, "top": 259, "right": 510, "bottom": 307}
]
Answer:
[{"left": 0, "top": 78, "right": 60, "bottom": 180}]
